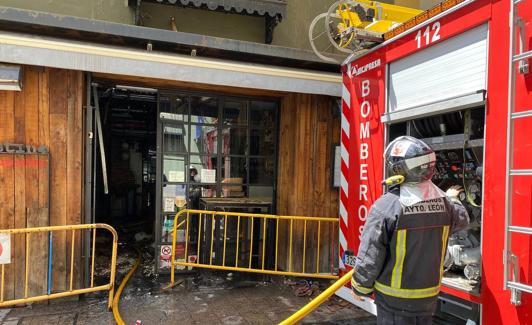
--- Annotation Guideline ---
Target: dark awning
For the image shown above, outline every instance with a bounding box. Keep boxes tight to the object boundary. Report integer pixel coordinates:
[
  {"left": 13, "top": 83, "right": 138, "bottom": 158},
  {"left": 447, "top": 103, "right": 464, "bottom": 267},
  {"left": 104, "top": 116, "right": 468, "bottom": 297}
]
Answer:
[{"left": 152, "top": 0, "right": 287, "bottom": 19}]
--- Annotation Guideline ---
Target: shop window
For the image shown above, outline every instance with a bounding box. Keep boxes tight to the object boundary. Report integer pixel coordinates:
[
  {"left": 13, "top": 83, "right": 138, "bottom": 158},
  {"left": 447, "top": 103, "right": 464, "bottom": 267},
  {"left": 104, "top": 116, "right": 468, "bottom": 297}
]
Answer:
[
  {"left": 190, "top": 124, "right": 218, "bottom": 155},
  {"left": 189, "top": 154, "right": 218, "bottom": 184},
  {"left": 250, "top": 101, "right": 276, "bottom": 128},
  {"left": 221, "top": 156, "right": 247, "bottom": 183},
  {"left": 162, "top": 124, "right": 188, "bottom": 153},
  {"left": 157, "top": 91, "right": 279, "bottom": 250},
  {"left": 250, "top": 128, "right": 275, "bottom": 156},
  {"left": 160, "top": 94, "right": 188, "bottom": 122},
  {"left": 190, "top": 96, "right": 218, "bottom": 124},
  {"left": 162, "top": 184, "right": 187, "bottom": 213},
  {"left": 222, "top": 127, "right": 247, "bottom": 155},
  {"left": 162, "top": 155, "right": 186, "bottom": 183},
  {"left": 249, "top": 158, "right": 275, "bottom": 185},
  {"left": 223, "top": 100, "right": 247, "bottom": 125}
]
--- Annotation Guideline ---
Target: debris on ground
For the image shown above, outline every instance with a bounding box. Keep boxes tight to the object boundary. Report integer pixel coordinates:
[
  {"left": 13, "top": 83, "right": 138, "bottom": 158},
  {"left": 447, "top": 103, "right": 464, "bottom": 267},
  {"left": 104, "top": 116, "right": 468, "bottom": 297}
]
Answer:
[
  {"left": 285, "top": 279, "right": 322, "bottom": 297},
  {"left": 7, "top": 232, "right": 375, "bottom": 324}
]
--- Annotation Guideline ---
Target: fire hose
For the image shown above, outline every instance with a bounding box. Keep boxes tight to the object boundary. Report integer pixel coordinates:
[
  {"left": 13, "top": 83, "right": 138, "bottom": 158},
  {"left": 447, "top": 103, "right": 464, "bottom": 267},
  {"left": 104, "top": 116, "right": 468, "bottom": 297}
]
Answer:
[
  {"left": 279, "top": 270, "right": 354, "bottom": 325},
  {"left": 112, "top": 248, "right": 141, "bottom": 325}
]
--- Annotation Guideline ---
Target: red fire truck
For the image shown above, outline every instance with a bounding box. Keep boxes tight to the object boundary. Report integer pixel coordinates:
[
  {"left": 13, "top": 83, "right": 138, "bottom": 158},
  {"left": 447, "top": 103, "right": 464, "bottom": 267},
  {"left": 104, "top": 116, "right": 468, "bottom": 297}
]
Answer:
[{"left": 336, "top": 0, "right": 532, "bottom": 323}]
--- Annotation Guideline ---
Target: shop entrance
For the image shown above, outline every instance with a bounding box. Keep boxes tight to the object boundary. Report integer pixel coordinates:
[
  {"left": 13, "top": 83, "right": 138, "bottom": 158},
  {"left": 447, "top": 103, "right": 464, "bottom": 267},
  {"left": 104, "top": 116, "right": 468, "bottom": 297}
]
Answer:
[{"left": 85, "top": 80, "right": 280, "bottom": 276}]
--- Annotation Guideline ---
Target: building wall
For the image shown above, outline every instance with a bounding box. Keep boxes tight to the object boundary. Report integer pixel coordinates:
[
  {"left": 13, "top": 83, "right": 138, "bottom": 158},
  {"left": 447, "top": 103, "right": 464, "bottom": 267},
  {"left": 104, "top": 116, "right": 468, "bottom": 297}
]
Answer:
[
  {"left": 276, "top": 93, "right": 340, "bottom": 273},
  {"left": 0, "top": 0, "right": 438, "bottom": 48},
  {"left": 0, "top": 0, "right": 134, "bottom": 24},
  {"left": 271, "top": 0, "right": 331, "bottom": 49},
  {"left": 140, "top": 0, "right": 335, "bottom": 48},
  {"left": 0, "top": 0, "right": 335, "bottom": 49},
  {"left": 0, "top": 66, "right": 83, "bottom": 300}
]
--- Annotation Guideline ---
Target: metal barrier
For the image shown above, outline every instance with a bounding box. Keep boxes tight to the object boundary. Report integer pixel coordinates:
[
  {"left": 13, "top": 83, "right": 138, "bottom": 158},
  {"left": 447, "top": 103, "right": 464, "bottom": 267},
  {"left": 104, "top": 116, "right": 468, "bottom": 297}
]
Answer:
[
  {"left": 280, "top": 270, "right": 354, "bottom": 325},
  {"left": 169, "top": 209, "right": 339, "bottom": 287},
  {"left": 0, "top": 224, "right": 118, "bottom": 309}
]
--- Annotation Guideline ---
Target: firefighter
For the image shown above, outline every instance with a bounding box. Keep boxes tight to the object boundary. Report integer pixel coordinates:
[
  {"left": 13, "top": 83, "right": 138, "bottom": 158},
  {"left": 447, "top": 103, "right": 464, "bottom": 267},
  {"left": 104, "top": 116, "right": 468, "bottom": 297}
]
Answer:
[{"left": 351, "top": 136, "right": 469, "bottom": 325}]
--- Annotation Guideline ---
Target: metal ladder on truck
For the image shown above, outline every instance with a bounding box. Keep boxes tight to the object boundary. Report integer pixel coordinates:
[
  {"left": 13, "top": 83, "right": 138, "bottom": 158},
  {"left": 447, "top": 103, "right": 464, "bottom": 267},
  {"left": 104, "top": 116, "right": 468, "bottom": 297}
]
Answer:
[{"left": 504, "top": 0, "right": 532, "bottom": 306}]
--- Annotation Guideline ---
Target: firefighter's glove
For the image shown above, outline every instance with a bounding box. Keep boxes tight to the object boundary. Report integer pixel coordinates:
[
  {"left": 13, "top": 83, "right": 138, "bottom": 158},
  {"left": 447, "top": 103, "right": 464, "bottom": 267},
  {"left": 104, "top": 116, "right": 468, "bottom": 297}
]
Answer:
[
  {"left": 351, "top": 276, "right": 373, "bottom": 298},
  {"left": 351, "top": 290, "right": 366, "bottom": 302}
]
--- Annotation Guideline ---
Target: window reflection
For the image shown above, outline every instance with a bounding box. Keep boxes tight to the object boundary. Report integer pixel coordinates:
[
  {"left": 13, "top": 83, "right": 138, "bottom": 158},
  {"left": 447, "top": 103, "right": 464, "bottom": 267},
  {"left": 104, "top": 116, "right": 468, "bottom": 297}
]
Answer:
[
  {"left": 189, "top": 155, "right": 217, "bottom": 184},
  {"left": 222, "top": 128, "right": 247, "bottom": 155},
  {"left": 159, "top": 93, "right": 277, "bottom": 203},
  {"left": 191, "top": 96, "right": 218, "bottom": 123},
  {"left": 223, "top": 100, "right": 247, "bottom": 125},
  {"left": 190, "top": 125, "right": 218, "bottom": 155},
  {"left": 221, "top": 156, "right": 247, "bottom": 183},
  {"left": 163, "top": 155, "right": 185, "bottom": 183},
  {"left": 160, "top": 94, "right": 188, "bottom": 122},
  {"left": 163, "top": 124, "right": 188, "bottom": 153}
]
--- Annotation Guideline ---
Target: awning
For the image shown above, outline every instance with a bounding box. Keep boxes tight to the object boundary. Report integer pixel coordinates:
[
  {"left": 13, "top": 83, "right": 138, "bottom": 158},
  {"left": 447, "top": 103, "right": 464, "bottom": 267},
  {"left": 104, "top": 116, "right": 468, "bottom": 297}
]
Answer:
[
  {"left": 0, "top": 31, "right": 341, "bottom": 96},
  {"left": 151, "top": 0, "right": 287, "bottom": 18}
]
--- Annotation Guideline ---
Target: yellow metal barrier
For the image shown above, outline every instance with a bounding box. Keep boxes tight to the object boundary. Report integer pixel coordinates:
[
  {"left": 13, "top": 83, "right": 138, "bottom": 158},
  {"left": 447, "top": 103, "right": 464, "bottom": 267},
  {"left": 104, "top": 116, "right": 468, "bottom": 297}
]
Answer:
[
  {"left": 280, "top": 270, "right": 354, "bottom": 325},
  {"left": 0, "top": 224, "right": 118, "bottom": 309},
  {"left": 169, "top": 209, "right": 339, "bottom": 287}
]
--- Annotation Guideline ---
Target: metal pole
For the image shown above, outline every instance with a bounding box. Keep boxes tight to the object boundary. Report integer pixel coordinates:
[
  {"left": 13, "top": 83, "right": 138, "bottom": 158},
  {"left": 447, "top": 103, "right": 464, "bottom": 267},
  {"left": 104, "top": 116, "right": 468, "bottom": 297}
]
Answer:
[
  {"left": 503, "top": 0, "right": 516, "bottom": 291},
  {"left": 83, "top": 72, "right": 93, "bottom": 289},
  {"left": 48, "top": 232, "right": 53, "bottom": 295},
  {"left": 92, "top": 84, "right": 109, "bottom": 194}
]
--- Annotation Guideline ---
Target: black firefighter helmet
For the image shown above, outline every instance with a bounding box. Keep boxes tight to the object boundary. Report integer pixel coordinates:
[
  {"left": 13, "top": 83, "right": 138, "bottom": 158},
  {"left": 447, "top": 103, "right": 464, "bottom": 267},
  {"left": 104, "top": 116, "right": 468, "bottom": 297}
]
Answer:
[{"left": 384, "top": 136, "right": 436, "bottom": 183}]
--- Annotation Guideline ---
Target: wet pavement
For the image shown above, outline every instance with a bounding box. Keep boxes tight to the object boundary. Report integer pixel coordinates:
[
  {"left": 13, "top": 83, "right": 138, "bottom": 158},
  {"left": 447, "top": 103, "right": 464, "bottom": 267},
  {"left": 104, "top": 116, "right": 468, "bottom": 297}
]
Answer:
[{"left": 1, "top": 249, "right": 376, "bottom": 325}]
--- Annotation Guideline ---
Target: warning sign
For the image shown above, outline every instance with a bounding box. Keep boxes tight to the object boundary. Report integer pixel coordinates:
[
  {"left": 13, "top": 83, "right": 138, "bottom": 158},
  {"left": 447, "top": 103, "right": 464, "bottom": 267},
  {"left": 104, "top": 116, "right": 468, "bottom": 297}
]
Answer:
[
  {"left": 160, "top": 245, "right": 172, "bottom": 259},
  {"left": 0, "top": 234, "right": 11, "bottom": 264}
]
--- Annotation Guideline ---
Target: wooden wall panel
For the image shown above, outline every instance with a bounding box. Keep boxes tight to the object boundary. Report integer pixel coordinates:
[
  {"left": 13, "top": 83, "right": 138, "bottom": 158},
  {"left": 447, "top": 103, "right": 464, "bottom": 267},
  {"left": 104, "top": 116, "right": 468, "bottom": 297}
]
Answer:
[
  {"left": 0, "top": 91, "right": 15, "bottom": 300},
  {"left": 277, "top": 93, "right": 340, "bottom": 274},
  {"left": 66, "top": 70, "right": 83, "bottom": 290},
  {"left": 0, "top": 66, "right": 83, "bottom": 300},
  {"left": 0, "top": 91, "right": 15, "bottom": 142},
  {"left": 35, "top": 68, "right": 51, "bottom": 296},
  {"left": 49, "top": 68, "right": 69, "bottom": 292},
  {"left": 0, "top": 155, "right": 15, "bottom": 300}
]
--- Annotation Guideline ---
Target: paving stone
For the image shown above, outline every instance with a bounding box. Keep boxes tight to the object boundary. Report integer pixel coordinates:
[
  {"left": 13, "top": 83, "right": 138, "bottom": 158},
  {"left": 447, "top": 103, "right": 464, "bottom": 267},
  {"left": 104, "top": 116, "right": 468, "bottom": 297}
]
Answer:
[
  {"left": 242, "top": 312, "right": 274, "bottom": 325},
  {"left": 0, "top": 309, "right": 10, "bottom": 322},
  {"left": 2, "top": 320, "right": 19, "bottom": 325},
  {"left": 221, "top": 315, "right": 250, "bottom": 325},
  {"left": 1, "top": 268, "right": 375, "bottom": 325}
]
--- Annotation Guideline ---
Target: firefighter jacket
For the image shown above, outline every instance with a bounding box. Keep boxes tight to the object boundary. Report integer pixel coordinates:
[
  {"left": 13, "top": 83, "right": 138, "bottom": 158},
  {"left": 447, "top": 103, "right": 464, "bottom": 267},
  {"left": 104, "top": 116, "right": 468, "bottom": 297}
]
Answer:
[{"left": 351, "top": 186, "right": 469, "bottom": 316}]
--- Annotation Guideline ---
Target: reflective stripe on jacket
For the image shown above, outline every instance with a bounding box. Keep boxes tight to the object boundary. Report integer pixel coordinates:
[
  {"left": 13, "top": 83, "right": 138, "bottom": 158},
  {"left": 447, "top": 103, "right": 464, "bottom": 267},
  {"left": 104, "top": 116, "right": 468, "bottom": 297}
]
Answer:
[{"left": 352, "top": 187, "right": 469, "bottom": 316}]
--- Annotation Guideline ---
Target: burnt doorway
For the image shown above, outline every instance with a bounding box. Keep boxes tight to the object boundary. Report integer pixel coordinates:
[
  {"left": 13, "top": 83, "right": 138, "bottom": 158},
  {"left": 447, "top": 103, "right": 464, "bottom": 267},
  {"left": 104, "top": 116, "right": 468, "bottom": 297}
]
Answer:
[{"left": 90, "top": 83, "right": 158, "bottom": 245}]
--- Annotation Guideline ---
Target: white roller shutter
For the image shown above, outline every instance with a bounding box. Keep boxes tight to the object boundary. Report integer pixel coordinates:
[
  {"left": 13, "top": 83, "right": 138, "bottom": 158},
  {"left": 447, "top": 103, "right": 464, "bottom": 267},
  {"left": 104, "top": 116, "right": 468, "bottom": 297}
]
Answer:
[{"left": 388, "top": 24, "right": 488, "bottom": 113}]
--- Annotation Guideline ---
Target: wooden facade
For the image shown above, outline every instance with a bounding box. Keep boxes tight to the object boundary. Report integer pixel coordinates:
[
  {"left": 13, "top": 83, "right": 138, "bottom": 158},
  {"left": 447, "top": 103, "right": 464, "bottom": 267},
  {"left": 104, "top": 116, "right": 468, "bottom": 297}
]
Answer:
[
  {"left": 0, "top": 66, "right": 83, "bottom": 300},
  {"left": 277, "top": 93, "right": 340, "bottom": 274}
]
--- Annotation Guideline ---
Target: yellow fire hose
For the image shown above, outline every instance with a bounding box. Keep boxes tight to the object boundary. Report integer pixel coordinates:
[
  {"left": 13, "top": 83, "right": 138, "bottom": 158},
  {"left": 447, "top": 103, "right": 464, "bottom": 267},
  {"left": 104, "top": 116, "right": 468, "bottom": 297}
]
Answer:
[
  {"left": 112, "top": 248, "right": 141, "bottom": 325},
  {"left": 279, "top": 269, "right": 354, "bottom": 325}
]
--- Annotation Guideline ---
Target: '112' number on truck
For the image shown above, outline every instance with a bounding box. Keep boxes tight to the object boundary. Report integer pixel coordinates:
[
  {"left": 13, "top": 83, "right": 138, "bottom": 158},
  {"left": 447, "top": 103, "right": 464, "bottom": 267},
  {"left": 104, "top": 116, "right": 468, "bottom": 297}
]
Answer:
[{"left": 415, "top": 22, "right": 441, "bottom": 48}]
